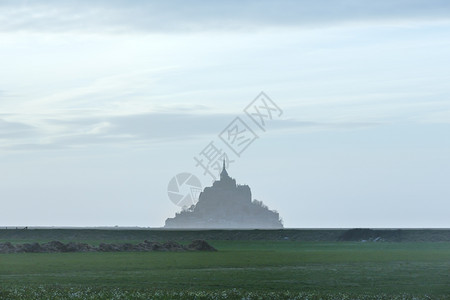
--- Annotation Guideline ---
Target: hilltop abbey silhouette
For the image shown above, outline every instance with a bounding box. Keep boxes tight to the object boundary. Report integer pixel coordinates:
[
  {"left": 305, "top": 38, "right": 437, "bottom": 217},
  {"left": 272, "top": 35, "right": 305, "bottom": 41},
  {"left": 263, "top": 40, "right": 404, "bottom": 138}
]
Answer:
[{"left": 165, "top": 161, "right": 283, "bottom": 229}]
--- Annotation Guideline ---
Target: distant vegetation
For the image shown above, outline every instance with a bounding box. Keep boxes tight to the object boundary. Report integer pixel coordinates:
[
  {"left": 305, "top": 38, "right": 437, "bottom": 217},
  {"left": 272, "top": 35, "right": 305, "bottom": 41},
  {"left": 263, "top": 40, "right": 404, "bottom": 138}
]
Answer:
[
  {"left": 1, "top": 228, "right": 448, "bottom": 244},
  {"left": 338, "top": 228, "right": 403, "bottom": 241},
  {"left": 0, "top": 288, "right": 446, "bottom": 300}
]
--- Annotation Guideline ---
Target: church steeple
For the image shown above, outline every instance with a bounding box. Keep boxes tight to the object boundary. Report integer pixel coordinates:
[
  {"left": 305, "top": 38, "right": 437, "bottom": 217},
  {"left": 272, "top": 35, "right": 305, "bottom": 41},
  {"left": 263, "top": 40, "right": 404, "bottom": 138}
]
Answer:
[{"left": 220, "top": 159, "right": 229, "bottom": 180}]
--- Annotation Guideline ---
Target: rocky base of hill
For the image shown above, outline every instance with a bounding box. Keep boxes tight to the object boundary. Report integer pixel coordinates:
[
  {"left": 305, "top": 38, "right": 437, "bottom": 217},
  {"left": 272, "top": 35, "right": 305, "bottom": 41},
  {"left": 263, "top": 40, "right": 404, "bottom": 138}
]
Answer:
[{"left": 0, "top": 239, "right": 217, "bottom": 253}]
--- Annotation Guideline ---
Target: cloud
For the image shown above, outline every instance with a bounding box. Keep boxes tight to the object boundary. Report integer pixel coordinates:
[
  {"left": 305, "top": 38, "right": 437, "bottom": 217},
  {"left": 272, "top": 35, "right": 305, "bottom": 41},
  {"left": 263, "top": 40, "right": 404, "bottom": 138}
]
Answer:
[
  {"left": 0, "top": 90, "right": 15, "bottom": 99},
  {"left": 0, "top": 119, "right": 37, "bottom": 138},
  {"left": 0, "top": 113, "right": 234, "bottom": 151},
  {"left": 0, "top": 0, "right": 449, "bottom": 34},
  {"left": 0, "top": 111, "right": 382, "bottom": 152}
]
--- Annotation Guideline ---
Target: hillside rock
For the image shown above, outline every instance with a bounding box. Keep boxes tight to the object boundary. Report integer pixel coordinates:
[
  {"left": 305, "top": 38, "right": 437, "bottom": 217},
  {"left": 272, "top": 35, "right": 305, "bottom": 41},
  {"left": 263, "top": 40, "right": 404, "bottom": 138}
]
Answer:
[{"left": 165, "top": 162, "right": 283, "bottom": 229}]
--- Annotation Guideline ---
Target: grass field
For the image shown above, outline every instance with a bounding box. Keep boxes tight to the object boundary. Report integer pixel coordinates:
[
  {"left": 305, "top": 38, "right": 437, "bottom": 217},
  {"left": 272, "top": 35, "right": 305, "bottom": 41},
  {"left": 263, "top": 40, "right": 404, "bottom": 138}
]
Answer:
[
  {"left": 1, "top": 240, "right": 450, "bottom": 299},
  {"left": 0, "top": 230, "right": 449, "bottom": 299}
]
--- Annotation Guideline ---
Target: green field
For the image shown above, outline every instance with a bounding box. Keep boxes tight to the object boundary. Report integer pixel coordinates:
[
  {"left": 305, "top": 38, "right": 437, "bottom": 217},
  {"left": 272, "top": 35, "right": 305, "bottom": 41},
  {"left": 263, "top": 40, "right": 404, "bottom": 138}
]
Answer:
[{"left": 0, "top": 230, "right": 449, "bottom": 299}]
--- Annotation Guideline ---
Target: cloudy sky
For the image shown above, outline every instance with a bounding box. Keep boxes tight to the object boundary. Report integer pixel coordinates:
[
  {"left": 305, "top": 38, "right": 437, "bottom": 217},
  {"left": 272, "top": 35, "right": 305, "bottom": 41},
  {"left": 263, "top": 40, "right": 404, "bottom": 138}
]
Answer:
[{"left": 1, "top": 0, "right": 449, "bottom": 228}]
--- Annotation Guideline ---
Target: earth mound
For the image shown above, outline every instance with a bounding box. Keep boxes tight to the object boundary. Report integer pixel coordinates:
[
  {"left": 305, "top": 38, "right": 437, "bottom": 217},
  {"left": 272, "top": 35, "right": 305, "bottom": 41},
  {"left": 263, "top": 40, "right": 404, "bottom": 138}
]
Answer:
[
  {"left": 187, "top": 239, "right": 217, "bottom": 251},
  {"left": 0, "top": 240, "right": 216, "bottom": 253}
]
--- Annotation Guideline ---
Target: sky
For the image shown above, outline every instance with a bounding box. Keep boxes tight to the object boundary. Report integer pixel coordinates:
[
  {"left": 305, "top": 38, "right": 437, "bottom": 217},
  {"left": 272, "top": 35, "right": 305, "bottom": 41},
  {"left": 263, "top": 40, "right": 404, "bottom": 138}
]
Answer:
[{"left": 1, "top": 0, "right": 449, "bottom": 228}]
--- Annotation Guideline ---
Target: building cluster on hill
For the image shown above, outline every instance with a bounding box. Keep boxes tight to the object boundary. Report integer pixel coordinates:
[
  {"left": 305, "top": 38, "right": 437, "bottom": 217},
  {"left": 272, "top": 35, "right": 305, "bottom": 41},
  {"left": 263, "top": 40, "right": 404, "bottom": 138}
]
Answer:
[{"left": 165, "top": 161, "right": 283, "bottom": 229}]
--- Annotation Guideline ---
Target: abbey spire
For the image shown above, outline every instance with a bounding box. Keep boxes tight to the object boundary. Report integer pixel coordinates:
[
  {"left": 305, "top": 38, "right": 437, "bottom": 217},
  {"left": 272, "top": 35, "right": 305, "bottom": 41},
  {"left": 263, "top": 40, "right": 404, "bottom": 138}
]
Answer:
[{"left": 220, "top": 159, "right": 229, "bottom": 181}]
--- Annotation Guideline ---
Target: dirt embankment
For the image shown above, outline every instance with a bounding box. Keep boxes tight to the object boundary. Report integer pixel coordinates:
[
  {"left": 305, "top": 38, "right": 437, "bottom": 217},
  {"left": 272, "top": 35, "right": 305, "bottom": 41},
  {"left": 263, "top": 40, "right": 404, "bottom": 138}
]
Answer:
[
  {"left": 1, "top": 228, "right": 448, "bottom": 243},
  {"left": 0, "top": 240, "right": 217, "bottom": 254}
]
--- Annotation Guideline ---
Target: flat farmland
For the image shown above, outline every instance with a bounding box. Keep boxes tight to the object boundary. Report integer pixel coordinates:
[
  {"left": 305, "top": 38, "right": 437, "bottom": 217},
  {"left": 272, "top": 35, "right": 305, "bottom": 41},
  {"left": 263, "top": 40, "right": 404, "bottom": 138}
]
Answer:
[{"left": 0, "top": 230, "right": 449, "bottom": 299}]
